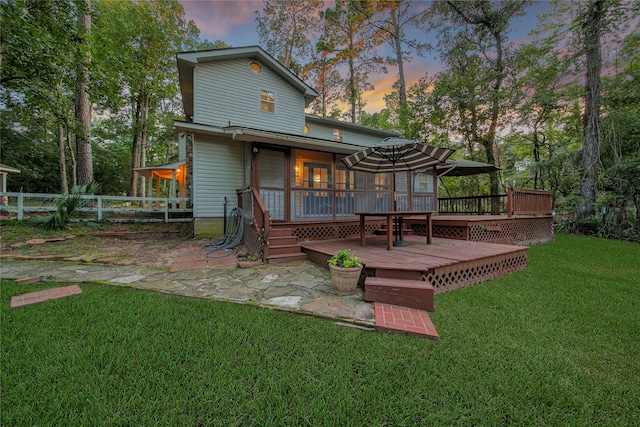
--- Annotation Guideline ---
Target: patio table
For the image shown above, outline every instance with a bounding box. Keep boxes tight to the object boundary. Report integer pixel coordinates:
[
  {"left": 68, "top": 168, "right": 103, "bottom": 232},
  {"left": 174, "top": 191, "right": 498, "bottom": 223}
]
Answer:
[{"left": 355, "top": 211, "right": 433, "bottom": 251}]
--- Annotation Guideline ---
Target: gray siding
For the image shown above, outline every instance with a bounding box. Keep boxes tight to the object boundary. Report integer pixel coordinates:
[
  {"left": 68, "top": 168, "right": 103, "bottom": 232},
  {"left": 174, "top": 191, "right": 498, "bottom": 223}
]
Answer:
[
  {"left": 305, "top": 121, "right": 385, "bottom": 147},
  {"left": 193, "top": 134, "right": 243, "bottom": 218},
  {"left": 193, "top": 59, "right": 306, "bottom": 135},
  {"left": 178, "top": 132, "right": 187, "bottom": 161}
]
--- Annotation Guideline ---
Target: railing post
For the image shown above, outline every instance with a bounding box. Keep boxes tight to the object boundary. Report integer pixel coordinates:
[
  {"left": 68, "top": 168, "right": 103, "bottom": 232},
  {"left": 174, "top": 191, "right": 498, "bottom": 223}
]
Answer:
[
  {"left": 97, "top": 195, "right": 103, "bottom": 221},
  {"left": 164, "top": 198, "right": 169, "bottom": 222},
  {"left": 507, "top": 188, "right": 514, "bottom": 217},
  {"left": 17, "top": 193, "right": 23, "bottom": 220}
]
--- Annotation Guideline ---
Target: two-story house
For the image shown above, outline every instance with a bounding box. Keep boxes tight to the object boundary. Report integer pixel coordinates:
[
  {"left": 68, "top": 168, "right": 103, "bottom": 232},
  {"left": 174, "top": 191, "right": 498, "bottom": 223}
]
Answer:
[{"left": 173, "top": 46, "right": 441, "bottom": 261}]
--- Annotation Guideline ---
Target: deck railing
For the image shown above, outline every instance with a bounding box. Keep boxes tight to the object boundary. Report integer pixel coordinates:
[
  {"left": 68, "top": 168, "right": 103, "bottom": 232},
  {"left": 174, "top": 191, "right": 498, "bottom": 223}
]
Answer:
[
  {"left": 438, "top": 188, "right": 552, "bottom": 216},
  {"left": 438, "top": 194, "right": 507, "bottom": 215},
  {"left": 238, "top": 187, "right": 270, "bottom": 241},
  {"left": 0, "top": 192, "right": 191, "bottom": 222},
  {"left": 507, "top": 188, "right": 552, "bottom": 216}
]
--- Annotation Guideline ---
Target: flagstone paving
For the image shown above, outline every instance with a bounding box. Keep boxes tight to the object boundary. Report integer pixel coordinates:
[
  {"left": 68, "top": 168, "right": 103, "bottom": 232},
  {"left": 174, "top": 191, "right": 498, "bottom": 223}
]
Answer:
[{"left": 2, "top": 247, "right": 438, "bottom": 338}]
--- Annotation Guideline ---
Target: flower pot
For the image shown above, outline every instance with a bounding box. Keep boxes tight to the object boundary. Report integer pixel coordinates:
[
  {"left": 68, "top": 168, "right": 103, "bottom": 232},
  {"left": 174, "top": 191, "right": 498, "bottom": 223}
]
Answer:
[
  {"left": 329, "top": 264, "right": 362, "bottom": 295},
  {"left": 237, "top": 260, "right": 261, "bottom": 268}
]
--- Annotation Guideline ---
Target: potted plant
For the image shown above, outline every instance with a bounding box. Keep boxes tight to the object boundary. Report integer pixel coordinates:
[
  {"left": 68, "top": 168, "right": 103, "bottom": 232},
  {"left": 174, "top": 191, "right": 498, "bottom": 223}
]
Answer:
[
  {"left": 328, "top": 249, "right": 363, "bottom": 295},
  {"left": 236, "top": 251, "right": 261, "bottom": 268}
]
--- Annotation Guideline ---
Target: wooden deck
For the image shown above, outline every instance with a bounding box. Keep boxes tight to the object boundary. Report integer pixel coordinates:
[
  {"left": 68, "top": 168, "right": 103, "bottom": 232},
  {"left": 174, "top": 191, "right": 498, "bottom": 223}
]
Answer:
[{"left": 302, "top": 235, "right": 528, "bottom": 294}]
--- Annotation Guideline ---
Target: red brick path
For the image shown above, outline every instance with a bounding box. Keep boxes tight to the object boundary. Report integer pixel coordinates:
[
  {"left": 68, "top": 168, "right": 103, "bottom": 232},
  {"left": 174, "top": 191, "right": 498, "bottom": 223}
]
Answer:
[
  {"left": 10, "top": 285, "right": 83, "bottom": 308},
  {"left": 374, "top": 302, "right": 439, "bottom": 340}
]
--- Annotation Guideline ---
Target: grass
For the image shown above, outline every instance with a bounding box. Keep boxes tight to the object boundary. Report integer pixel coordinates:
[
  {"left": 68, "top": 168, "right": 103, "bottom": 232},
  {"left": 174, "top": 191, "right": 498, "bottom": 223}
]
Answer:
[{"left": 2, "top": 234, "right": 639, "bottom": 425}]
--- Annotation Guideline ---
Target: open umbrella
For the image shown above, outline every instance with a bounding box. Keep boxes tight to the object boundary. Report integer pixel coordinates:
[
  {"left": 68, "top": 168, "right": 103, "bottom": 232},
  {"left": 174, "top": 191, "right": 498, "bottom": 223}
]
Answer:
[
  {"left": 436, "top": 159, "right": 500, "bottom": 177},
  {"left": 342, "top": 137, "right": 455, "bottom": 175},
  {"left": 342, "top": 137, "right": 455, "bottom": 244}
]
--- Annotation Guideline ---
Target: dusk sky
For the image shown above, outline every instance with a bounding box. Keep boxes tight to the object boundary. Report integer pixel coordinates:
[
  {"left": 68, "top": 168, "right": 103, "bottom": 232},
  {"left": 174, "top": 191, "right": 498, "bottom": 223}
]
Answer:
[{"left": 179, "top": 1, "right": 549, "bottom": 113}]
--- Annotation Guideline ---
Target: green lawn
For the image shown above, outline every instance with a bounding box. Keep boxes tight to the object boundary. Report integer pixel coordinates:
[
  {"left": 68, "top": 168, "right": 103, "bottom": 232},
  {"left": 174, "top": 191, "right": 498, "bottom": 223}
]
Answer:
[{"left": 2, "top": 234, "right": 639, "bottom": 425}]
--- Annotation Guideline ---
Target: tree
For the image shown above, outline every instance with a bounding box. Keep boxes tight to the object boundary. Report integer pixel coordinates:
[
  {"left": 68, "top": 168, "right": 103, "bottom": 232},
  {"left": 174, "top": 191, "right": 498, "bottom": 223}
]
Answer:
[
  {"left": 92, "top": 0, "right": 200, "bottom": 197},
  {"left": 1, "top": 0, "right": 81, "bottom": 192},
  {"left": 255, "top": 0, "right": 324, "bottom": 75},
  {"left": 362, "top": 0, "right": 431, "bottom": 133},
  {"left": 576, "top": 0, "right": 606, "bottom": 220},
  {"left": 75, "top": 0, "right": 93, "bottom": 185},
  {"left": 534, "top": 0, "right": 637, "bottom": 232},
  {"left": 428, "top": 0, "right": 530, "bottom": 204},
  {"left": 318, "top": 0, "right": 386, "bottom": 123}
]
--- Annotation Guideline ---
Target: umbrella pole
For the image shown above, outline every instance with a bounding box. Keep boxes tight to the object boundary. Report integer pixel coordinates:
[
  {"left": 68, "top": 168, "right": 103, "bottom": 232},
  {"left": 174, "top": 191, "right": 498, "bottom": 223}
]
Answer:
[{"left": 392, "top": 167, "right": 407, "bottom": 247}]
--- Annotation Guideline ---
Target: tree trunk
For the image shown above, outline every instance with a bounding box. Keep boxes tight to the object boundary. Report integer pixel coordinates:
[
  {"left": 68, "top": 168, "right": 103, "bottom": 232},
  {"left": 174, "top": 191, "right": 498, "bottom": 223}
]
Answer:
[
  {"left": 391, "top": 7, "right": 408, "bottom": 132},
  {"left": 130, "top": 90, "right": 143, "bottom": 197},
  {"left": 139, "top": 93, "right": 150, "bottom": 201},
  {"left": 348, "top": 49, "right": 357, "bottom": 123},
  {"left": 75, "top": 0, "right": 93, "bottom": 186},
  {"left": 65, "top": 123, "right": 77, "bottom": 188},
  {"left": 578, "top": 0, "right": 604, "bottom": 220},
  {"left": 57, "top": 123, "right": 68, "bottom": 194}
]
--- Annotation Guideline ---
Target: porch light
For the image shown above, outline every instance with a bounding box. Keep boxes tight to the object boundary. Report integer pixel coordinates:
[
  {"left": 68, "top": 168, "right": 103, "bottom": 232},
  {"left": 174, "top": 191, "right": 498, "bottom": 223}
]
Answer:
[{"left": 314, "top": 174, "right": 321, "bottom": 183}]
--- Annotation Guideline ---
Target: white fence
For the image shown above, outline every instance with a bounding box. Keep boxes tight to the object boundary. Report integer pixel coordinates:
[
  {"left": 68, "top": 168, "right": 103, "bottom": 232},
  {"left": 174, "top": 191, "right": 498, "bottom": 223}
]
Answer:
[{"left": 0, "top": 192, "right": 192, "bottom": 223}]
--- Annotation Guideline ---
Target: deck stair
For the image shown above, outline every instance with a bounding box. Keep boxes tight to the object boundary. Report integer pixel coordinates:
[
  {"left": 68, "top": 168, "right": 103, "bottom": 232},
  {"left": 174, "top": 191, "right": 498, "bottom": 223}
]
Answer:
[
  {"left": 364, "top": 276, "right": 434, "bottom": 312},
  {"left": 265, "top": 228, "right": 308, "bottom": 264}
]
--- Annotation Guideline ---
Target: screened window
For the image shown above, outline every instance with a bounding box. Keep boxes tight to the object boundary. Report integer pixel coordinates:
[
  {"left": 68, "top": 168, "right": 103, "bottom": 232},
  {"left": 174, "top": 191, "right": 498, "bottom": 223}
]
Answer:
[
  {"left": 292, "top": 150, "right": 333, "bottom": 188},
  {"left": 366, "top": 173, "right": 389, "bottom": 190},
  {"left": 413, "top": 172, "right": 434, "bottom": 192},
  {"left": 335, "top": 166, "right": 365, "bottom": 190},
  {"left": 260, "top": 90, "right": 275, "bottom": 113},
  {"left": 260, "top": 150, "right": 285, "bottom": 188}
]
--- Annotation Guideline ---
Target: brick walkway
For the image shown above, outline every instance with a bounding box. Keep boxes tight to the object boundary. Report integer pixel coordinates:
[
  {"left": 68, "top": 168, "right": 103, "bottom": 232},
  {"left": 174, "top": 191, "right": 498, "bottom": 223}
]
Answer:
[
  {"left": 374, "top": 302, "right": 439, "bottom": 340},
  {"left": 10, "top": 285, "right": 83, "bottom": 308}
]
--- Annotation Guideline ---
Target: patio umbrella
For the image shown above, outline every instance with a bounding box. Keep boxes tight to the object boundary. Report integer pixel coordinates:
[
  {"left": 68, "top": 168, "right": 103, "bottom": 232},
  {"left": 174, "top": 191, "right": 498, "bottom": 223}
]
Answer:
[
  {"left": 342, "top": 137, "right": 456, "bottom": 175},
  {"left": 342, "top": 137, "right": 455, "bottom": 244},
  {"left": 436, "top": 159, "right": 500, "bottom": 177}
]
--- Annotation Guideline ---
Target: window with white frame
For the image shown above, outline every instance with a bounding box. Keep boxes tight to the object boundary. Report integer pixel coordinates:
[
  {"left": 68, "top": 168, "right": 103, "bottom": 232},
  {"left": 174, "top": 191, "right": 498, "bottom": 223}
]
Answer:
[
  {"left": 260, "top": 90, "right": 275, "bottom": 113},
  {"left": 413, "top": 171, "right": 434, "bottom": 192}
]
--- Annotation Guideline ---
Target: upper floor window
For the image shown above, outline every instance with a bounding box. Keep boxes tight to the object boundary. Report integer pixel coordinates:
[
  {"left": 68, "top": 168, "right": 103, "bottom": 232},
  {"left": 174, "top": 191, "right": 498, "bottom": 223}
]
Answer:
[
  {"left": 333, "top": 128, "right": 343, "bottom": 142},
  {"left": 261, "top": 90, "right": 275, "bottom": 113}
]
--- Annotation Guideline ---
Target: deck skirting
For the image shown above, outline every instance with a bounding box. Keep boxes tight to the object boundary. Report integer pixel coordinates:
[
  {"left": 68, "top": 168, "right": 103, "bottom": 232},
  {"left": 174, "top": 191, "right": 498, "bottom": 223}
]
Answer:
[
  {"left": 302, "top": 236, "right": 528, "bottom": 295},
  {"left": 425, "top": 249, "right": 528, "bottom": 294},
  {"left": 413, "top": 215, "right": 553, "bottom": 245}
]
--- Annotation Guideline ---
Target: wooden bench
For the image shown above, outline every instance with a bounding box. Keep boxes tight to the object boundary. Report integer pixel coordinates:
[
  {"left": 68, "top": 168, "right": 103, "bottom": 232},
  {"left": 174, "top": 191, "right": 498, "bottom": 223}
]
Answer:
[{"left": 364, "top": 277, "right": 434, "bottom": 312}]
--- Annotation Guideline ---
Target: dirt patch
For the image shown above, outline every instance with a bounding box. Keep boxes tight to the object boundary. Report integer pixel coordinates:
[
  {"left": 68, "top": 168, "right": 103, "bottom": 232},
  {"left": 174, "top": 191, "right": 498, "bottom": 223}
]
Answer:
[{"left": 0, "top": 221, "right": 222, "bottom": 268}]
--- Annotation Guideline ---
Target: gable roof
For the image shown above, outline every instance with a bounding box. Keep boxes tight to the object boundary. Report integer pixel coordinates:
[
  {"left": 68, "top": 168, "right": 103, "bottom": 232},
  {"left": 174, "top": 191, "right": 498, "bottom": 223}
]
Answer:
[{"left": 176, "top": 46, "right": 319, "bottom": 118}]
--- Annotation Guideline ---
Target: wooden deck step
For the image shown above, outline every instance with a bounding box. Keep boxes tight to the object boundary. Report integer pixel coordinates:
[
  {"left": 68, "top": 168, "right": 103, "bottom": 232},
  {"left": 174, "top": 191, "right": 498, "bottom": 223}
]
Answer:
[
  {"left": 269, "top": 228, "right": 295, "bottom": 238},
  {"left": 365, "top": 277, "right": 434, "bottom": 312},
  {"left": 266, "top": 228, "right": 308, "bottom": 264},
  {"left": 268, "top": 243, "right": 304, "bottom": 256},
  {"left": 268, "top": 235, "right": 299, "bottom": 246}
]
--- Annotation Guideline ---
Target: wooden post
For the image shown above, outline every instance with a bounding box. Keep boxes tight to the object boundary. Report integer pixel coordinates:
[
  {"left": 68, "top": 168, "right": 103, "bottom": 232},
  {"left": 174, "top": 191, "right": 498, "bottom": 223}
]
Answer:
[{"left": 507, "top": 188, "right": 514, "bottom": 217}]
